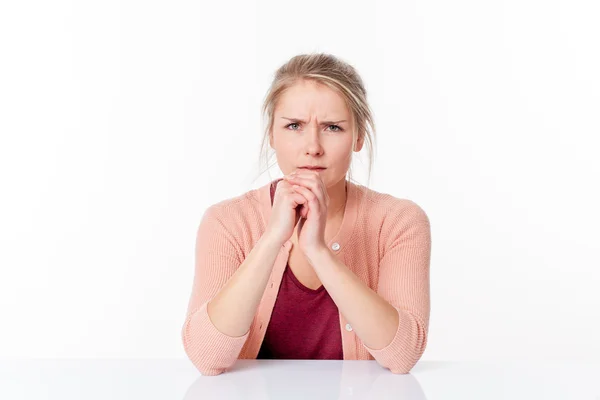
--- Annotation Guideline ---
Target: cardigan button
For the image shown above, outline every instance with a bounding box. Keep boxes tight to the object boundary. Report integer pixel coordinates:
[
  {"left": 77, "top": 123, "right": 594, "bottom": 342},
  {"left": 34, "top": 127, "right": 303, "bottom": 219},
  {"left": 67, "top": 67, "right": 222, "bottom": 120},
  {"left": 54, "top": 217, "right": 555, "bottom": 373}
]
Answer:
[
  {"left": 331, "top": 242, "right": 340, "bottom": 251},
  {"left": 345, "top": 323, "right": 353, "bottom": 332}
]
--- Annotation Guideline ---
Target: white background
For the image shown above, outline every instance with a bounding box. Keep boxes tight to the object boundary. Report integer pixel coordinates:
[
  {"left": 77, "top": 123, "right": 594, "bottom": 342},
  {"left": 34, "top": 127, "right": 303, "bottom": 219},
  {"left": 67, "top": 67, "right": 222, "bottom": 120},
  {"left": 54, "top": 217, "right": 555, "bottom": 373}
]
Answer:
[{"left": 1, "top": 0, "right": 598, "bottom": 362}]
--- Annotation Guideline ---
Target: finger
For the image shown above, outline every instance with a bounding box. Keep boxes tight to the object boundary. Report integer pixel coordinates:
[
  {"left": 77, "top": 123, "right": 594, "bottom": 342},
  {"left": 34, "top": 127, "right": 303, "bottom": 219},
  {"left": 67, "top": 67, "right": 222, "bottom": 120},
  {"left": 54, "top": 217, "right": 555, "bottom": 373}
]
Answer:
[
  {"left": 286, "top": 175, "right": 326, "bottom": 209},
  {"left": 275, "top": 180, "right": 307, "bottom": 205},
  {"left": 291, "top": 184, "right": 321, "bottom": 216},
  {"left": 285, "top": 171, "right": 324, "bottom": 198},
  {"left": 292, "top": 186, "right": 312, "bottom": 219},
  {"left": 289, "top": 169, "right": 329, "bottom": 204},
  {"left": 284, "top": 186, "right": 308, "bottom": 219}
]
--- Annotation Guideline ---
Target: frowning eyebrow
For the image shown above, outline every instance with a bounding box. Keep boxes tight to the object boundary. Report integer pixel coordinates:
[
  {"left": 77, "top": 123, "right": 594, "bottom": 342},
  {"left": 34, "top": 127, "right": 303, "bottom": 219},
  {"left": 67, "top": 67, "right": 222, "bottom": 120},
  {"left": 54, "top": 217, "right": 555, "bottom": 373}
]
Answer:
[{"left": 281, "top": 117, "right": 347, "bottom": 125}]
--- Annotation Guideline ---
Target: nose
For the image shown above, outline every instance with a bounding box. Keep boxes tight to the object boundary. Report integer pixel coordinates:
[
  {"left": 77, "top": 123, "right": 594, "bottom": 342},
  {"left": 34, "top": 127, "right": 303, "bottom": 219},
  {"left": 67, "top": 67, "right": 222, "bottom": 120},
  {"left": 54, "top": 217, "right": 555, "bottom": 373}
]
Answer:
[{"left": 303, "top": 124, "right": 324, "bottom": 156}]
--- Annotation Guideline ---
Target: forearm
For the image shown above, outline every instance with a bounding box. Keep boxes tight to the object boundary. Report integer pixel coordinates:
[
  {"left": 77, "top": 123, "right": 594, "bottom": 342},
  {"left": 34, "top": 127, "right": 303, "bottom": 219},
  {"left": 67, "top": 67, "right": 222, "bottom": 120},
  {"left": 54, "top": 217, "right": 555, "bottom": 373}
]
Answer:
[
  {"left": 207, "top": 233, "right": 283, "bottom": 337},
  {"left": 306, "top": 248, "right": 399, "bottom": 350}
]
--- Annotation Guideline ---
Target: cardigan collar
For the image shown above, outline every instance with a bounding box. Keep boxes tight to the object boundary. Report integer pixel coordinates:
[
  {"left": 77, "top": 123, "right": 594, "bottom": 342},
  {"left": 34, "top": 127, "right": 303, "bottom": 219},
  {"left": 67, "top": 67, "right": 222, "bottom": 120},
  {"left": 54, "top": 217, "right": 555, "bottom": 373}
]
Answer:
[{"left": 258, "top": 177, "right": 360, "bottom": 253}]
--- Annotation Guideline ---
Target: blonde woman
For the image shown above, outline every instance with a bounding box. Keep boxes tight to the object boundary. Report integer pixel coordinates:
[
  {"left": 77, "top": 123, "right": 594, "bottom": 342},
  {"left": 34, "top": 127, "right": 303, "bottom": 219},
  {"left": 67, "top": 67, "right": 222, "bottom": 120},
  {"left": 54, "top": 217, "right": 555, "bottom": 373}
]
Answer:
[{"left": 181, "top": 53, "right": 432, "bottom": 376}]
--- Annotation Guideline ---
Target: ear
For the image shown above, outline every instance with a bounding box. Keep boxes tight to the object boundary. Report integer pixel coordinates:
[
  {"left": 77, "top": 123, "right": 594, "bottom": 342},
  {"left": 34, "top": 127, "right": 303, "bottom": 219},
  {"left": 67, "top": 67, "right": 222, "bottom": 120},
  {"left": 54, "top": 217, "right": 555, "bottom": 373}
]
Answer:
[{"left": 354, "top": 133, "right": 365, "bottom": 152}]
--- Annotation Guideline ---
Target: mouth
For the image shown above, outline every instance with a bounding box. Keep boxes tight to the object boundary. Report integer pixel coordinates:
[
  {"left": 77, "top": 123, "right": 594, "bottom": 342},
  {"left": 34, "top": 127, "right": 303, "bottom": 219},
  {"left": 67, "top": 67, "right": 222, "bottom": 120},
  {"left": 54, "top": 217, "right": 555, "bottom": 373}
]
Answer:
[{"left": 298, "top": 166, "right": 326, "bottom": 171}]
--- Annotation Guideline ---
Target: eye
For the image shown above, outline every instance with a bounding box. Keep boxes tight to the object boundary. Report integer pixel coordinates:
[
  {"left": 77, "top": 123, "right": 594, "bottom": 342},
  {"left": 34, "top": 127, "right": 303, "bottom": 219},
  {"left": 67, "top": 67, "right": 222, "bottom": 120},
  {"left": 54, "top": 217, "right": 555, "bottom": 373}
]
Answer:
[
  {"left": 286, "top": 123, "right": 300, "bottom": 130},
  {"left": 328, "top": 125, "right": 343, "bottom": 132}
]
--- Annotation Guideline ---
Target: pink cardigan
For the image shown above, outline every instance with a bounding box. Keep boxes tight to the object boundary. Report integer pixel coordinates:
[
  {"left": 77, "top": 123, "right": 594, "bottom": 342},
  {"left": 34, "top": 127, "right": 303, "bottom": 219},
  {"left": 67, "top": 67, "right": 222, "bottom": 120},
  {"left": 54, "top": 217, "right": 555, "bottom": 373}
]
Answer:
[{"left": 181, "top": 178, "right": 432, "bottom": 376}]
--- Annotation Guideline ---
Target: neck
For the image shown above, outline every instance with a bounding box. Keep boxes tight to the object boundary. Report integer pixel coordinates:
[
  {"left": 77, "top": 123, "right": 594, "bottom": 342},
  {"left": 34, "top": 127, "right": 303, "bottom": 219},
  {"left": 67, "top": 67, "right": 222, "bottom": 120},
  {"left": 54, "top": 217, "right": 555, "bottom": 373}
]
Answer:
[{"left": 326, "top": 177, "right": 348, "bottom": 220}]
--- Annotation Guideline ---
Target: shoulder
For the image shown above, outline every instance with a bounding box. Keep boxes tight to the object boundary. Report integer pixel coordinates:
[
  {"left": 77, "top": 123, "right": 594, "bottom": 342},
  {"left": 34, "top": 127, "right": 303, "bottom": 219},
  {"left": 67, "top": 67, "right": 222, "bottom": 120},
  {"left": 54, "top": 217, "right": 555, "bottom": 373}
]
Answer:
[
  {"left": 355, "top": 184, "right": 430, "bottom": 227},
  {"left": 204, "top": 185, "right": 261, "bottom": 215},
  {"left": 199, "top": 185, "right": 263, "bottom": 230},
  {"left": 195, "top": 186, "right": 264, "bottom": 258},
  {"left": 353, "top": 184, "right": 431, "bottom": 251}
]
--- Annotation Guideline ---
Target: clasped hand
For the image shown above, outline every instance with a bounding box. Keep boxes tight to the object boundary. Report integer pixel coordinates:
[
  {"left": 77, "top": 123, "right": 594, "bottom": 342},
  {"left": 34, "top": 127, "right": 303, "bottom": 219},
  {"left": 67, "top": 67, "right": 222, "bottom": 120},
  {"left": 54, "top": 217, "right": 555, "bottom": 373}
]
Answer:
[{"left": 283, "top": 169, "right": 331, "bottom": 255}]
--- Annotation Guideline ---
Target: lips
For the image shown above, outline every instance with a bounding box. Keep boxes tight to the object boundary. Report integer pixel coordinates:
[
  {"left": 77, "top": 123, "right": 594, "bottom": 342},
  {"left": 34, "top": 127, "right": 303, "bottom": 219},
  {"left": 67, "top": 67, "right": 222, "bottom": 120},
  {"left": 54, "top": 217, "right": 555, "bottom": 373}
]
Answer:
[{"left": 299, "top": 166, "right": 326, "bottom": 170}]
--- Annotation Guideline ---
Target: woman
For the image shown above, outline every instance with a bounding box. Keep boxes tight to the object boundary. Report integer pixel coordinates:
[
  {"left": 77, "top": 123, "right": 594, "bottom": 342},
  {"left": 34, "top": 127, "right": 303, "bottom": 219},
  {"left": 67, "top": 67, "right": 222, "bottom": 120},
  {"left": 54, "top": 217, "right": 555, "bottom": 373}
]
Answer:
[{"left": 181, "top": 53, "right": 432, "bottom": 376}]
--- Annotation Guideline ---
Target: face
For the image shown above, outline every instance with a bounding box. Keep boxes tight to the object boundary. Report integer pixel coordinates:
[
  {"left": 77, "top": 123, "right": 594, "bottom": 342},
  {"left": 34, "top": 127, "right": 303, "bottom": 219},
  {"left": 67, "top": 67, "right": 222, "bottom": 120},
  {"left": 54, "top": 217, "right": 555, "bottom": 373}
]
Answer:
[{"left": 269, "top": 80, "right": 364, "bottom": 187}]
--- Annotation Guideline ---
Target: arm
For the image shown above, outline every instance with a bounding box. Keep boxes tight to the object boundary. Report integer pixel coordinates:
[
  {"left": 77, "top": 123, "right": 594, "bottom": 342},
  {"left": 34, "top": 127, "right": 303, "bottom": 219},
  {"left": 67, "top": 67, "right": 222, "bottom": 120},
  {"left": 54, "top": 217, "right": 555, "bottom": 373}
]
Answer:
[
  {"left": 306, "top": 203, "right": 431, "bottom": 374},
  {"left": 181, "top": 205, "right": 283, "bottom": 376}
]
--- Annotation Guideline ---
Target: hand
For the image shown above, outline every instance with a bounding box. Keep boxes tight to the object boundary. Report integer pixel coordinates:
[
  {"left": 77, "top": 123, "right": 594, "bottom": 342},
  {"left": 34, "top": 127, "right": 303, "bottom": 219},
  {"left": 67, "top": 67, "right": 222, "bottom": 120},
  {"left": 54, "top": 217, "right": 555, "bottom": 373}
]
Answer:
[
  {"left": 283, "top": 169, "right": 330, "bottom": 255},
  {"left": 264, "top": 178, "right": 309, "bottom": 247}
]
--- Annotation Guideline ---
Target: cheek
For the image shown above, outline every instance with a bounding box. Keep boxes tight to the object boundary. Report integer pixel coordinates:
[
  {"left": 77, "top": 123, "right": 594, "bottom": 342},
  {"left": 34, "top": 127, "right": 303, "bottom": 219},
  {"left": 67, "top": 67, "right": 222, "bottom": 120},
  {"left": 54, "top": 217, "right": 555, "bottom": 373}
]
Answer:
[
  {"left": 330, "top": 144, "right": 354, "bottom": 162},
  {"left": 271, "top": 132, "right": 289, "bottom": 151},
  {"left": 276, "top": 142, "right": 296, "bottom": 159},
  {"left": 273, "top": 142, "right": 298, "bottom": 170}
]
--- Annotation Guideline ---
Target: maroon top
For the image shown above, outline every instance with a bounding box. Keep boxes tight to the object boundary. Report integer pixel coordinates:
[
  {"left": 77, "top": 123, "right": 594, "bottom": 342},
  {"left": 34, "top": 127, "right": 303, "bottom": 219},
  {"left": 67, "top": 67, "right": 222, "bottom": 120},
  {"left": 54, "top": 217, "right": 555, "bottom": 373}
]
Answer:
[{"left": 256, "top": 179, "right": 343, "bottom": 360}]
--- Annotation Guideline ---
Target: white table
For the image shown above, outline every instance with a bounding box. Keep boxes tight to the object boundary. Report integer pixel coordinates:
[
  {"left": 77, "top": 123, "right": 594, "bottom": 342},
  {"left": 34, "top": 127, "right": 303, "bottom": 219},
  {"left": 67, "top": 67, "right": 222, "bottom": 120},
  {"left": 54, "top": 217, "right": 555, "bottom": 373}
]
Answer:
[{"left": 1, "top": 359, "right": 599, "bottom": 399}]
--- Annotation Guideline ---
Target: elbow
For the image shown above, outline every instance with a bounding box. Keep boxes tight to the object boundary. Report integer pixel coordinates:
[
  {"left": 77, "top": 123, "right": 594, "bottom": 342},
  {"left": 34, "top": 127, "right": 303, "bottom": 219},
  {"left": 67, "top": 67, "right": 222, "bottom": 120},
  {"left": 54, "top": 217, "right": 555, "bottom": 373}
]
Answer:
[
  {"left": 385, "top": 354, "right": 422, "bottom": 374},
  {"left": 180, "top": 303, "right": 248, "bottom": 376},
  {"left": 387, "top": 327, "right": 428, "bottom": 374},
  {"left": 366, "top": 309, "right": 429, "bottom": 374},
  {"left": 189, "top": 361, "right": 229, "bottom": 377},
  {"left": 181, "top": 322, "right": 237, "bottom": 376},
  {"left": 184, "top": 351, "right": 226, "bottom": 376},
  {"left": 181, "top": 331, "right": 231, "bottom": 376},
  {"left": 388, "top": 367, "right": 412, "bottom": 374},
  {"left": 379, "top": 337, "right": 427, "bottom": 374}
]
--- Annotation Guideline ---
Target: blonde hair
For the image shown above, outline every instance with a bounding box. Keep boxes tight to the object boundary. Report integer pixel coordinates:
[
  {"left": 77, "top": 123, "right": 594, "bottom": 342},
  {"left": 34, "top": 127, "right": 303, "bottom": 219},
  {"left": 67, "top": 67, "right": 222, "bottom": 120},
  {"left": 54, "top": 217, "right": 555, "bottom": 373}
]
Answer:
[{"left": 255, "top": 53, "right": 377, "bottom": 188}]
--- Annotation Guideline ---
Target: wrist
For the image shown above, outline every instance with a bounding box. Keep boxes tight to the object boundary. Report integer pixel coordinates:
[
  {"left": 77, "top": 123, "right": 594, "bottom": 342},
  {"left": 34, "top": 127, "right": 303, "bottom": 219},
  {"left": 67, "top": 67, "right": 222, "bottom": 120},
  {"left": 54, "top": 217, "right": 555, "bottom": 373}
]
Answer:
[
  {"left": 304, "top": 244, "right": 331, "bottom": 266},
  {"left": 261, "top": 230, "right": 286, "bottom": 249}
]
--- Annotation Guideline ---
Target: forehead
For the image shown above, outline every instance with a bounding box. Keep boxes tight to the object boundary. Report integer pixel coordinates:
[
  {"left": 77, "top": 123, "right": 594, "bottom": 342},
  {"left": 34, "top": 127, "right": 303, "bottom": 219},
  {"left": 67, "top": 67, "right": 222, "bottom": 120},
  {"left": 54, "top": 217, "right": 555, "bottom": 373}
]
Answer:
[{"left": 275, "top": 80, "right": 349, "bottom": 118}]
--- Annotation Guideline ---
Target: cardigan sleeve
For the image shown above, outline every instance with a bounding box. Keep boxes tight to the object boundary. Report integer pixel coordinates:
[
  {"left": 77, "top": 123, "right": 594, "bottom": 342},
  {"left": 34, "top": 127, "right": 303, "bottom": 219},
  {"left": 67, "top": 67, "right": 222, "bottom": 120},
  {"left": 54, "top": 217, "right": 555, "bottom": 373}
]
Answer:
[
  {"left": 362, "top": 201, "right": 432, "bottom": 374},
  {"left": 181, "top": 204, "right": 250, "bottom": 376}
]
